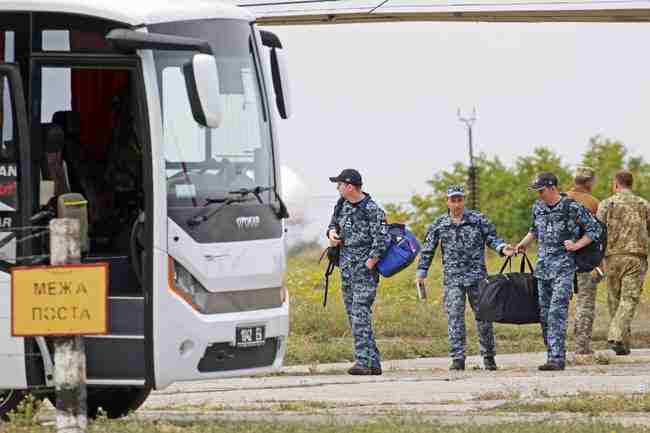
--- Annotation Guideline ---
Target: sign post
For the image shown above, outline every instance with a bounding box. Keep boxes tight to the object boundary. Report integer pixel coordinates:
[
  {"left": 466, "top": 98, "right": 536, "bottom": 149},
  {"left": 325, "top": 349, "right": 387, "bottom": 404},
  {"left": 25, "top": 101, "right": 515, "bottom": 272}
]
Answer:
[
  {"left": 11, "top": 219, "right": 107, "bottom": 433},
  {"left": 51, "top": 219, "right": 86, "bottom": 433}
]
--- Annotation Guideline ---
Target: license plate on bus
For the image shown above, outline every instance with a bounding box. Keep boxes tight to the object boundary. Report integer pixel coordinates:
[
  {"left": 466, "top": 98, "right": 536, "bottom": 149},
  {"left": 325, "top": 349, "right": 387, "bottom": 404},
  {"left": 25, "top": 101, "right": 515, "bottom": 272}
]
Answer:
[{"left": 236, "top": 326, "right": 265, "bottom": 348}]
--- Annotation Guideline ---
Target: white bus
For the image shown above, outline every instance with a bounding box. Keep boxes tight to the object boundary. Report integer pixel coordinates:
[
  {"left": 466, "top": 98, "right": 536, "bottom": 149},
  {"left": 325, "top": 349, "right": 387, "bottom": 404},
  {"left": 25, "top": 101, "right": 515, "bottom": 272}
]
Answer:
[{"left": 0, "top": 0, "right": 291, "bottom": 418}]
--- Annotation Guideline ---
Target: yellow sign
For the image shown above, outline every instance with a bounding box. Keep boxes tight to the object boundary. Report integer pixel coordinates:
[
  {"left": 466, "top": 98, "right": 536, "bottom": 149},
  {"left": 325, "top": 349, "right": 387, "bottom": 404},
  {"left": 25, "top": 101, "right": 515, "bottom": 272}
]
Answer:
[{"left": 11, "top": 264, "right": 108, "bottom": 336}]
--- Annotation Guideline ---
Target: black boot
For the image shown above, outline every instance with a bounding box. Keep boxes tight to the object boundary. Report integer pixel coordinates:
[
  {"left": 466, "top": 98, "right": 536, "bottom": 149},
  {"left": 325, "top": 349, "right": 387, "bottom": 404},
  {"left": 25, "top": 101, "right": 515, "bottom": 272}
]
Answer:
[
  {"left": 348, "top": 363, "right": 382, "bottom": 375},
  {"left": 609, "top": 341, "right": 631, "bottom": 356},
  {"left": 538, "top": 360, "right": 565, "bottom": 371},
  {"left": 450, "top": 359, "right": 465, "bottom": 371},
  {"left": 483, "top": 356, "right": 497, "bottom": 371}
]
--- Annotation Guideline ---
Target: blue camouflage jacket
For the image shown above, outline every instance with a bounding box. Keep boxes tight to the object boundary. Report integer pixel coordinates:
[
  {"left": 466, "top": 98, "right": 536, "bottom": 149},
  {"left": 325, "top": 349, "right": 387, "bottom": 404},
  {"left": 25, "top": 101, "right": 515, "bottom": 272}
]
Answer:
[
  {"left": 327, "top": 194, "right": 390, "bottom": 263},
  {"left": 416, "top": 210, "right": 506, "bottom": 286},
  {"left": 529, "top": 194, "right": 603, "bottom": 280}
]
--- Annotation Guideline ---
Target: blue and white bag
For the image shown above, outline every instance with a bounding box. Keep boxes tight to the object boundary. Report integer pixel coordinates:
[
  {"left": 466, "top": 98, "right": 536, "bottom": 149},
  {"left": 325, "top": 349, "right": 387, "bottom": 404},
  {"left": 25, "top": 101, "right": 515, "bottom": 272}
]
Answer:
[{"left": 376, "top": 223, "right": 421, "bottom": 277}]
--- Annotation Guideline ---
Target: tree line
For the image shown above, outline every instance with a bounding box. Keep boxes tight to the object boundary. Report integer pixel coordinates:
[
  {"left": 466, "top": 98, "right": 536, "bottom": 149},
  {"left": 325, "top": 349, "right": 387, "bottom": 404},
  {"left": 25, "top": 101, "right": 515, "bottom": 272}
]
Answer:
[{"left": 385, "top": 136, "right": 650, "bottom": 241}]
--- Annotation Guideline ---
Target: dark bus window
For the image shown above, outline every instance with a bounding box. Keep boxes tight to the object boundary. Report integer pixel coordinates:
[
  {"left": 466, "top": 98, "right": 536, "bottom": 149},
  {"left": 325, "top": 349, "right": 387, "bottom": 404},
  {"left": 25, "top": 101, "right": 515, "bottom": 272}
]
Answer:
[{"left": 33, "top": 13, "right": 124, "bottom": 53}]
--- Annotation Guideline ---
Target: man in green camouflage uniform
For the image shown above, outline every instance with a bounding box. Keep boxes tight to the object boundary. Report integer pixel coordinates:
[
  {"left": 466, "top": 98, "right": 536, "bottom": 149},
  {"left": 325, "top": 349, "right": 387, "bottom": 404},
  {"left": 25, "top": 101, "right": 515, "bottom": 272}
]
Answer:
[
  {"left": 567, "top": 166, "right": 603, "bottom": 355},
  {"left": 597, "top": 170, "right": 650, "bottom": 355}
]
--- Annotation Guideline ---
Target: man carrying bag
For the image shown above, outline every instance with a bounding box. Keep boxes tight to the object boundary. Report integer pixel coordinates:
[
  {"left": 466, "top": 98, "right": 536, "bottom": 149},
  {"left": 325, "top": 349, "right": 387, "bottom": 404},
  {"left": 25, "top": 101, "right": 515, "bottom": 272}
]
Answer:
[
  {"left": 415, "top": 185, "right": 515, "bottom": 371},
  {"left": 516, "top": 172, "right": 603, "bottom": 371},
  {"left": 326, "top": 169, "right": 390, "bottom": 375}
]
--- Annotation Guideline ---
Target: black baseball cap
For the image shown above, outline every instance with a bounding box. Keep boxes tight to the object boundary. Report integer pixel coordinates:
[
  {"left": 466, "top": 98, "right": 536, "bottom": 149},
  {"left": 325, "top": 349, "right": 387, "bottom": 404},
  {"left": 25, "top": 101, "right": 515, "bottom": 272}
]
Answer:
[
  {"left": 329, "top": 169, "right": 363, "bottom": 186},
  {"left": 529, "top": 172, "right": 559, "bottom": 191}
]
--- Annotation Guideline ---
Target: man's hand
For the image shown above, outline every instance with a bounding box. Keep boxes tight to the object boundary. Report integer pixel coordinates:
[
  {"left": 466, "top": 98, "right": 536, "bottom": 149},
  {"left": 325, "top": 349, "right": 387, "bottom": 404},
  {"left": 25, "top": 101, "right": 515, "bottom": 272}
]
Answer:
[
  {"left": 564, "top": 240, "right": 579, "bottom": 252},
  {"left": 328, "top": 229, "right": 341, "bottom": 247},
  {"left": 366, "top": 257, "right": 379, "bottom": 269},
  {"left": 502, "top": 244, "right": 516, "bottom": 257},
  {"left": 515, "top": 242, "right": 527, "bottom": 254},
  {"left": 415, "top": 277, "right": 426, "bottom": 286},
  {"left": 516, "top": 233, "right": 535, "bottom": 254}
]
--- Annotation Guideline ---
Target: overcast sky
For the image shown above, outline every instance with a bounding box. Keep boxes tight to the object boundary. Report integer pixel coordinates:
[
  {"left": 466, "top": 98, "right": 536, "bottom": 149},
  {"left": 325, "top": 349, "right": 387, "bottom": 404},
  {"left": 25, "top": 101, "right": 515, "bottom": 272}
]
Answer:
[{"left": 267, "top": 22, "right": 650, "bottom": 197}]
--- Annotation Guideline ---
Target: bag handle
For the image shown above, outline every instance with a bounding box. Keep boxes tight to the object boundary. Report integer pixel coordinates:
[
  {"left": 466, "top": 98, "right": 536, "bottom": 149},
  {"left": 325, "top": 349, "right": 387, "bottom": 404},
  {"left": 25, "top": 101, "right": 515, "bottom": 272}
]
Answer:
[
  {"left": 499, "top": 253, "right": 534, "bottom": 274},
  {"left": 519, "top": 253, "right": 535, "bottom": 274},
  {"left": 499, "top": 256, "right": 513, "bottom": 274}
]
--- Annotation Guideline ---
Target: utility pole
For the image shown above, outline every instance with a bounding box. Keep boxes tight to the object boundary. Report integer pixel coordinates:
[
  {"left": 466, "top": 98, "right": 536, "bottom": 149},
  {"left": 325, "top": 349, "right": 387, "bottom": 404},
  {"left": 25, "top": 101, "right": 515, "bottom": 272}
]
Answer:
[{"left": 457, "top": 107, "right": 479, "bottom": 211}]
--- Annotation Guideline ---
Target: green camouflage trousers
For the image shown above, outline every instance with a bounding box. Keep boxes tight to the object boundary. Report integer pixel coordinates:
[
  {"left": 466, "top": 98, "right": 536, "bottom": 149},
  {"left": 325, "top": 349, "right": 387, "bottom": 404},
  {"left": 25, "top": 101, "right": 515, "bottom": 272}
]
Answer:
[
  {"left": 573, "top": 270, "right": 603, "bottom": 354},
  {"left": 604, "top": 255, "right": 648, "bottom": 350}
]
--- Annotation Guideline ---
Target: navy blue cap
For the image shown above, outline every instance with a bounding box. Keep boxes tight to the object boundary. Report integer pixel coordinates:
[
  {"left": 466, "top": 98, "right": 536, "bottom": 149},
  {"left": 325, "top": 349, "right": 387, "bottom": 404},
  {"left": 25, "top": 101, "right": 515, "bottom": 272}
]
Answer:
[
  {"left": 529, "top": 172, "right": 559, "bottom": 191},
  {"left": 329, "top": 169, "right": 362, "bottom": 186}
]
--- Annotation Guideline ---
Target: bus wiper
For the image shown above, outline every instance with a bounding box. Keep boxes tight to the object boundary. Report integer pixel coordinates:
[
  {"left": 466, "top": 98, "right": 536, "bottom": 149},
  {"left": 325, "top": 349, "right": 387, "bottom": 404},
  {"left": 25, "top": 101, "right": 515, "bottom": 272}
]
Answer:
[
  {"left": 229, "top": 186, "right": 289, "bottom": 219},
  {"left": 228, "top": 186, "right": 275, "bottom": 204},
  {"left": 187, "top": 196, "right": 254, "bottom": 227}
]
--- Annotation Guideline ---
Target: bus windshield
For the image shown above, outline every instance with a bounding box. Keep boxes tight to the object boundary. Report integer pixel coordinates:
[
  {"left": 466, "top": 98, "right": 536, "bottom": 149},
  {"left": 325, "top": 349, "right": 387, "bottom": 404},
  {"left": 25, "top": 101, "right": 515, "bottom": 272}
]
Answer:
[{"left": 150, "top": 19, "right": 274, "bottom": 208}]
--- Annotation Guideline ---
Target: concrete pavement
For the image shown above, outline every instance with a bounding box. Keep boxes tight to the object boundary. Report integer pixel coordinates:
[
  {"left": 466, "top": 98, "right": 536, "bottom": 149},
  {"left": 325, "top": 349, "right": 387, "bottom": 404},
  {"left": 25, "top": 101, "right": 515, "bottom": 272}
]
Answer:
[{"left": 136, "top": 349, "right": 650, "bottom": 425}]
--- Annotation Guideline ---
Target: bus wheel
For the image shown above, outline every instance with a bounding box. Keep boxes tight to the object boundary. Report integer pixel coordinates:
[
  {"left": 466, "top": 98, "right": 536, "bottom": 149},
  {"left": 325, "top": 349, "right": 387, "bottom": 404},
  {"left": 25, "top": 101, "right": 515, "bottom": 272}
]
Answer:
[
  {"left": 87, "top": 386, "right": 152, "bottom": 419},
  {"left": 0, "top": 390, "right": 26, "bottom": 421}
]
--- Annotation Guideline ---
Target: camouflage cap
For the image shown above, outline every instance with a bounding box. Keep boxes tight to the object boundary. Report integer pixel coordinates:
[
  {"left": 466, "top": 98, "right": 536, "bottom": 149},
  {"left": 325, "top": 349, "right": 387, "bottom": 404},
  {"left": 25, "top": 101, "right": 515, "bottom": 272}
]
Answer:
[
  {"left": 574, "top": 166, "right": 596, "bottom": 179},
  {"left": 447, "top": 184, "right": 465, "bottom": 197}
]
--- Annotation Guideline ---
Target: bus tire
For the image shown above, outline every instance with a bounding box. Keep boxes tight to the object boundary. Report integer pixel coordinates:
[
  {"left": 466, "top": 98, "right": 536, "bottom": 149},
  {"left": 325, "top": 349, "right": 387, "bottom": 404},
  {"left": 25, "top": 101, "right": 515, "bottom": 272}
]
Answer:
[
  {"left": 0, "top": 390, "right": 26, "bottom": 421},
  {"left": 87, "top": 386, "right": 152, "bottom": 419}
]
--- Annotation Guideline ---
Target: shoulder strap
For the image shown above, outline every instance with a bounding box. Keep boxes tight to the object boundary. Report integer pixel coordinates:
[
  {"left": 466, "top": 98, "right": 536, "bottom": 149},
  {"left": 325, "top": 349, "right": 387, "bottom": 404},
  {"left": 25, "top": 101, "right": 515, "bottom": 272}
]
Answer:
[
  {"left": 330, "top": 196, "right": 346, "bottom": 231},
  {"left": 561, "top": 198, "right": 577, "bottom": 240},
  {"left": 322, "top": 259, "right": 335, "bottom": 308},
  {"left": 333, "top": 196, "right": 345, "bottom": 218},
  {"left": 355, "top": 196, "right": 372, "bottom": 220}
]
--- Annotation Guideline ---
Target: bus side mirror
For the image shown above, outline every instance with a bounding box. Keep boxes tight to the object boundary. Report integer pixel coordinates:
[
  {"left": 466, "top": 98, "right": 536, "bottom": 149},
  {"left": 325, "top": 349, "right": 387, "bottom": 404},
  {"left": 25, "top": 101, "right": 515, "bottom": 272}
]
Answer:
[
  {"left": 269, "top": 48, "right": 292, "bottom": 119},
  {"left": 260, "top": 30, "right": 292, "bottom": 120},
  {"left": 183, "top": 54, "right": 222, "bottom": 128}
]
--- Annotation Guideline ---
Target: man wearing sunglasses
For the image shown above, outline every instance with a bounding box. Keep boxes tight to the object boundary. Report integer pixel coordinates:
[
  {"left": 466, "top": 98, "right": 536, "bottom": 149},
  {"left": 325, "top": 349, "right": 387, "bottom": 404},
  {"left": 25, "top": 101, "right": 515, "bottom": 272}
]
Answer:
[{"left": 516, "top": 172, "right": 602, "bottom": 371}]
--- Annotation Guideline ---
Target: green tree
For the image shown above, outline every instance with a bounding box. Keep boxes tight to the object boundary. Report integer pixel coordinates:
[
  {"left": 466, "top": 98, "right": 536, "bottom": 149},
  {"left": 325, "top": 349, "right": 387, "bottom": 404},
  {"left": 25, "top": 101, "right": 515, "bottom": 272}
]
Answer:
[
  {"left": 580, "top": 135, "right": 650, "bottom": 200},
  {"left": 386, "top": 137, "right": 650, "bottom": 245},
  {"left": 385, "top": 147, "right": 571, "bottom": 242}
]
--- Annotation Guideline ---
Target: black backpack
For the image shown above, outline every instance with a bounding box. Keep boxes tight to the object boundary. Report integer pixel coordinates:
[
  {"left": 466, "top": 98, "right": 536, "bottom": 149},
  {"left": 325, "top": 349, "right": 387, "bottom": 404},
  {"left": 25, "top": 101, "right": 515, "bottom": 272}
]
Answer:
[{"left": 561, "top": 198, "right": 607, "bottom": 273}]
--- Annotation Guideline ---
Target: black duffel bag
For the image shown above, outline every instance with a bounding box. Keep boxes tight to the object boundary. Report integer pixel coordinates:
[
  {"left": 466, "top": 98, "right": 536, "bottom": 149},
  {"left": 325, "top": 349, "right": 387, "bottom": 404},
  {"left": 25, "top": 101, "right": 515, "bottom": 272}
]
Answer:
[{"left": 477, "top": 254, "right": 540, "bottom": 324}]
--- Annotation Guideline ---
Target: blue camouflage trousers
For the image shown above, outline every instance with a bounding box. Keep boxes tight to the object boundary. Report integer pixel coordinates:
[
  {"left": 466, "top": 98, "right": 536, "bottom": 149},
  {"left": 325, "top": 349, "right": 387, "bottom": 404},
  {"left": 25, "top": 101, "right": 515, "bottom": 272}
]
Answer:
[
  {"left": 444, "top": 283, "right": 496, "bottom": 360},
  {"left": 537, "top": 273, "right": 574, "bottom": 363},
  {"left": 341, "top": 260, "right": 381, "bottom": 369}
]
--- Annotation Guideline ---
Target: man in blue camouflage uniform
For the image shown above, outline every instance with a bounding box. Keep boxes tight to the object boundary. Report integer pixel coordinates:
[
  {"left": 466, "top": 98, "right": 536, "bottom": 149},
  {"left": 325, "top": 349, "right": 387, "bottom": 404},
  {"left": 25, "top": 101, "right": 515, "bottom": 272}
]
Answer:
[
  {"left": 516, "top": 172, "right": 602, "bottom": 371},
  {"left": 327, "top": 169, "right": 390, "bottom": 375},
  {"left": 415, "top": 185, "right": 515, "bottom": 371}
]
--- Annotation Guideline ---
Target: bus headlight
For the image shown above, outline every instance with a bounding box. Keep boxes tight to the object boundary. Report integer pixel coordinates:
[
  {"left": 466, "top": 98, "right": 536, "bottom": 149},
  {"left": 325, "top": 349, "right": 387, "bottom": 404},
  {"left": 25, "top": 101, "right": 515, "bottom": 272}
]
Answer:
[
  {"left": 168, "top": 257, "right": 209, "bottom": 312},
  {"left": 168, "top": 257, "right": 284, "bottom": 313}
]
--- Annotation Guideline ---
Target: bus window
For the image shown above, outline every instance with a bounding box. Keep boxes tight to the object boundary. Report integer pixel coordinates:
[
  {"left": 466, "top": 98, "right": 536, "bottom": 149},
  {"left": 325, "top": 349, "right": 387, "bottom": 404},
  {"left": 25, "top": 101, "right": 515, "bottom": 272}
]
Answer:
[
  {"left": 162, "top": 66, "right": 206, "bottom": 163},
  {"left": 41, "top": 30, "right": 70, "bottom": 51},
  {"left": 41, "top": 67, "right": 71, "bottom": 122}
]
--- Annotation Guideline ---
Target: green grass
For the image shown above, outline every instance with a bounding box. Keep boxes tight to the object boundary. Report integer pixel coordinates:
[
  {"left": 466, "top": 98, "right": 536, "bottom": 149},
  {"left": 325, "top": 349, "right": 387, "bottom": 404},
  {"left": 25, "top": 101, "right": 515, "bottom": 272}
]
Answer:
[
  {"left": 285, "top": 247, "right": 650, "bottom": 365},
  {"left": 499, "top": 391, "right": 650, "bottom": 415},
  {"left": 2, "top": 419, "right": 650, "bottom": 433}
]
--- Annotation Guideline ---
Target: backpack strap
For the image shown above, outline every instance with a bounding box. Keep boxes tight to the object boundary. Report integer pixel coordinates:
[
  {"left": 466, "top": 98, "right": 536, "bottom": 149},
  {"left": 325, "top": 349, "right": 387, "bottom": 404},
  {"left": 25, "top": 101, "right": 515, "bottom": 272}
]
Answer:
[
  {"left": 330, "top": 196, "right": 346, "bottom": 233},
  {"left": 560, "top": 197, "right": 579, "bottom": 241}
]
